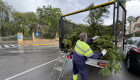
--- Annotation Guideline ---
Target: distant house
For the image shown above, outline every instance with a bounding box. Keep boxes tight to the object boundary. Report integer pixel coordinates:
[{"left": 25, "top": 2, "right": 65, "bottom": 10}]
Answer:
[
  {"left": 126, "top": 16, "right": 140, "bottom": 34},
  {"left": 133, "top": 23, "right": 140, "bottom": 32}
]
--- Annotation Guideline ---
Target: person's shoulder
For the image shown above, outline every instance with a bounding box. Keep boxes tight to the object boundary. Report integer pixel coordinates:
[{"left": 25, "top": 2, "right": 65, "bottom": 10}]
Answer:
[{"left": 83, "top": 41, "right": 90, "bottom": 46}]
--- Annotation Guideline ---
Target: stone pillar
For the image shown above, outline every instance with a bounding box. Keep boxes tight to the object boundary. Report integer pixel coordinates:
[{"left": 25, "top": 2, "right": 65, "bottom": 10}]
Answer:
[
  {"left": 17, "top": 33, "right": 23, "bottom": 45},
  {"left": 32, "top": 32, "right": 35, "bottom": 42},
  {"left": 0, "top": 35, "right": 1, "bottom": 42},
  {"left": 32, "top": 32, "right": 36, "bottom": 42}
]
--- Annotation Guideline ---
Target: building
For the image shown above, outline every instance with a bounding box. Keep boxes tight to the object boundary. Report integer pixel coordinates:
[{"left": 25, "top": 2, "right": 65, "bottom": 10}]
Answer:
[{"left": 126, "top": 16, "right": 140, "bottom": 34}]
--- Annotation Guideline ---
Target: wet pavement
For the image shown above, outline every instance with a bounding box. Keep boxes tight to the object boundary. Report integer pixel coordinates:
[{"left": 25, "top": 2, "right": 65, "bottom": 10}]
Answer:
[
  {"left": 0, "top": 43, "right": 140, "bottom": 80},
  {"left": 62, "top": 60, "right": 140, "bottom": 80},
  {"left": 0, "top": 41, "right": 17, "bottom": 45},
  {"left": 0, "top": 44, "right": 59, "bottom": 80}
]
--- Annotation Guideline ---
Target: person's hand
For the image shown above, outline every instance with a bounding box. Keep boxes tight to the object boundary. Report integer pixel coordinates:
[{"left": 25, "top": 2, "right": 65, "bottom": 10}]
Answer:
[
  {"left": 102, "top": 49, "right": 107, "bottom": 56},
  {"left": 92, "top": 36, "right": 100, "bottom": 40}
]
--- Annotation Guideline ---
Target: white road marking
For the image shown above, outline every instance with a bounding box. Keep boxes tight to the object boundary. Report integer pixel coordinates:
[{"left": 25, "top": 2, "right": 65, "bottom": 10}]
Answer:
[
  {"left": 10, "top": 45, "right": 16, "bottom": 47},
  {"left": 4, "top": 45, "right": 10, "bottom": 48},
  {"left": 0, "top": 45, "right": 28, "bottom": 50},
  {"left": 5, "top": 58, "right": 58, "bottom": 80}
]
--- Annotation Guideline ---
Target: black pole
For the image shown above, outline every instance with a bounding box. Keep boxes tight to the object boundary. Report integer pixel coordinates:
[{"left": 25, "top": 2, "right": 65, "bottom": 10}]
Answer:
[
  {"left": 1, "top": 12, "right": 4, "bottom": 37},
  {"left": 59, "top": 17, "right": 62, "bottom": 49},
  {"left": 61, "top": 18, "right": 64, "bottom": 50},
  {"left": 123, "top": 10, "right": 127, "bottom": 50},
  {"left": 115, "top": 0, "right": 120, "bottom": 46},
  {"left": 113, "top": 3, "right": 116, "bottom": 36},
  {"left": 119, "top": 1, "right": 126, "bottom": 12}
]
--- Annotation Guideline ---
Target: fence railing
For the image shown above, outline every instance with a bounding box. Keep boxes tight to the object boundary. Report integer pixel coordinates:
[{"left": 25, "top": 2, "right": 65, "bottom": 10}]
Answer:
[
  {"left": 23, "top": 35, "right": 32, "bottom": 40},
  {"left": 1, "top": 35, "right": 17, "bottom": 41},
  {"left": 125, "top": 32, "right": 140, "bottom": 39}
]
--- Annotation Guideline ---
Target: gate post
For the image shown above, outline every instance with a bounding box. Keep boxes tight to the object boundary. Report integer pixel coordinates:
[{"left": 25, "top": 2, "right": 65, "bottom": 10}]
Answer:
[
  {"left": 17, "top": 33, "right": 23, "bottom": 45},
  {"left": 32, "top": 32, "right": 35, "bottom": 42},
  {"left": 0, "top": 35, "right": 1, "bottom": 42}
]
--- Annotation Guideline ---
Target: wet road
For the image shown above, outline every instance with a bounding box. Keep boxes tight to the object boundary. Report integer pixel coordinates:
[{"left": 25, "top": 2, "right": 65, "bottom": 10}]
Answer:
[
  {"left": 0, "top": 44, "right": 140, "bottom": 80},
  {"left": 63, "top": 60, "right": 140, "bottom": 80},
  {"left": 0, "top": 44, "right": 59, "bottom": 80},
  {"left": 62, "top": 61, "right": 140, "bottom": 80}
]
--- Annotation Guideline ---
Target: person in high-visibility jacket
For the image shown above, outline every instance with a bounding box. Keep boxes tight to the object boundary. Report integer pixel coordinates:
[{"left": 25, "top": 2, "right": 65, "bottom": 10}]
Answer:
[{"left": 73, "top": 32, "right": 107, "bottom": 80}]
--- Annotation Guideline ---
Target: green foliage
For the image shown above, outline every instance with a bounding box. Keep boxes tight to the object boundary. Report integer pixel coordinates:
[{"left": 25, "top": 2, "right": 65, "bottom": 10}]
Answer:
[
  {"left": 0, "top": 0, "right": 12, "bottom": 36},
  {"left": 99, "top": 47, "right": 124, "bottom": 76},
  {"left": 85, "top": 3, "right": 109, "bottom": 25},
  {"left": 0, "top": 0, "right": 62, "bottom": 38},
  {"left": 127, "top": 16, "right": 136, "bottom": 23},
  {"left": 120, "top": 0, "right": 126, "bottom": 5},
  {"left": 37, "top": 5, "right": 61, "bottom": 38},
  {"left": 63, "top": 28, "right": 85, "bottom": 51},
  {"left": 10, "top": 11, "right": 38, "bottom": 35}
]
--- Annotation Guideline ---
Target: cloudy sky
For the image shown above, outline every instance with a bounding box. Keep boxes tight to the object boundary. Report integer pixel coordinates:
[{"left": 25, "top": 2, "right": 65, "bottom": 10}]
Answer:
[{"left": 2, "top": 0, "right": 140, "bottom": 27}]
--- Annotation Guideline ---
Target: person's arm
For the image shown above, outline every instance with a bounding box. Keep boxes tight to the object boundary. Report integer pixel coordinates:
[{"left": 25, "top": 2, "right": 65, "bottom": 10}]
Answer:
[
  {"left": 86, "top": 36, "right": 100, "bottom": 44},
  {"left": 88, "top": 49, "right": 107, "bottom": 59},
  {"left": 86, "top": 38, "right": 93, "bottom": 44},
  {"left": 89, "top": 52, "right": 103, "bottom": 59},
  {"left": 84, "top": 46, "right": 103, "bottom": 59}
]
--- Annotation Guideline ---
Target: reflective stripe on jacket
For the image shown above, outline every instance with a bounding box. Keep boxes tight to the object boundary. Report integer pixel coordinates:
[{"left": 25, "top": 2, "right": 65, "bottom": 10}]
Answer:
[{"left": 74, "top": 40, "right": 93, "bottom": 57}]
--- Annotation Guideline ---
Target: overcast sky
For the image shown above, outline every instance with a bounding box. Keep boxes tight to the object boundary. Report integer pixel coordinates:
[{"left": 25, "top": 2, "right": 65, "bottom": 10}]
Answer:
[{"left": 2, "top": 0, "right": 140, "bottom": 27}]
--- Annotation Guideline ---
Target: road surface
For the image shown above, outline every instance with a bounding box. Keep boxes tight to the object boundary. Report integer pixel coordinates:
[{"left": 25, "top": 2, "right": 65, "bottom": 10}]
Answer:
[{"left": 0, "top": 43, "right": 140, "bottom": 80}]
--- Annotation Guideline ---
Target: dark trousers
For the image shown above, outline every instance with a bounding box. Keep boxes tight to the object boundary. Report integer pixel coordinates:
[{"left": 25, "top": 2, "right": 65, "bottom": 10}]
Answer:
[{"left": 73, "top": 60, "right": 88, "bottom": 80}]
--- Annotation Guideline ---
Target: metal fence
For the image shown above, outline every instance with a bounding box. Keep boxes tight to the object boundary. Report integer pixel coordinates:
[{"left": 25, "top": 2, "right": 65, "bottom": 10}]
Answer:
[
  {"left": 59, "top": 19, "right": 81, "bottom": 50},
  {"left": 23, "top": 35, "right": 32, "bottom": 40},
  {"left": 1, "top": 35, "right": 17, "bottom": 41},
  {"left": 125, "top": 32, "right": 140, "bottom": 39}
]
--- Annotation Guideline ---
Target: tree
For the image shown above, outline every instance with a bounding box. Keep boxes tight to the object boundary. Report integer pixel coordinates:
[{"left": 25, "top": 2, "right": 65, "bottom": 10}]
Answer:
[
  {"left": 85, "top": 3, "right": 110, "bottom": 37},
  {"left": 127, "top": 16, "right": 136, "bottom": 33},
  {"left": 0, "top": 0, "right": 12, "bottom": 36},
  {"left": 78, "top": 23, "right": 88, "bottom": 28},
  {"left": 11, "top": 11, "right": 38, "bottom": 35},
  {"left": 0, "top": 1, "right": 62, "bottom": 38},
  {"left": 12, "top": 12, "right": 27, "bottom": 35},
  {"left": 24, "top": 12, "right": 38, "bottom": 35},
  {"left": 36, "top": 5, "right": 62, "bottom": 38},
  {"left": 127, "top": 16, "right": 136, "bottom": 23}
]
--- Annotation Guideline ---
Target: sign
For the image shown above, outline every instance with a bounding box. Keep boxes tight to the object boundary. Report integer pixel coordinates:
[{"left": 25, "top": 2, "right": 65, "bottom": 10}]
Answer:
[
  {"left": 18, "top": 34, "right": 21, "bottom": 39},
  {"left": 36, "top": 33, "right": 39, "bottom": 36}
]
